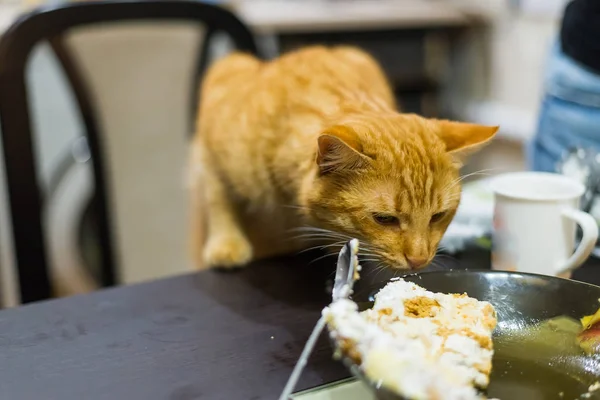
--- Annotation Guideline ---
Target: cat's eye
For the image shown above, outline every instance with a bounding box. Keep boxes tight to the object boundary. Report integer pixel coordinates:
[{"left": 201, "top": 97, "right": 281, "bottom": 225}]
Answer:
[
  {"left": 430, "top": 211, "right": 447, "bottom": 224},
  {"left": 372, "top": 213, "right": 399, "bottom": 226}
]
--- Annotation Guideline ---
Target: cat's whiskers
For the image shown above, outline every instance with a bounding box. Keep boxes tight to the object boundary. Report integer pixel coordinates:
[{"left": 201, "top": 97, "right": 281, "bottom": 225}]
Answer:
[
  {"left": 440, "top": 168, "right": 497, "bottom": 203},
  {"left": 288, "top": 226, "right": 352, "bottom": 243},
  {"left": 290, "top": 235, "right": 350, "bottom": 246},
  {"left": 359, "top": 243, "right": 386, "bottom": 259},
  {"left": 457, "top": 168, "right": 498, "bottom": 183},
  {"left": 290, "top": 233, "right": 347, "bottom": 241},
  {"left": 308, "top": 251, "right": 341, "bottom": 265},
  {"left": 291, "top": 228, "right": 387, "bottom": 261},
  {"left": 388, "top": 267, "right": 403, "bottom": 281},
  {"left": 435, "top": 245, "right": 456, "bottom": 258},
  {"left": 297, "top": 240, "right": 348, "bottom": 255},
  {"left": 359, "top": 254, "right": 381, "bottom": 261},
  {"left": 435, "top": 252, "right": 456, "bottom": 261},
  {"left": 361, "top": 246, "right": 383, "bottom": 255},
  {"left": 358, "top": 258, "right": 379, "bottom": 264},
  {"left": 289, "top": 226, "right": 380, "bottom": 267},
  {"left": 371, "top": 262, "right": 390, "bottom": 281},
  {"left": 354, "top": 244, "right": 381, "bottom": 255},
  {"left": 428, "top": 258, "right": 451, "bottom": 271},
  {"left": 358, "top": 257, "right": 380, "bottom": 264},
  {"left": 290, "top": 226, "right": 352, "bottom": 238}
]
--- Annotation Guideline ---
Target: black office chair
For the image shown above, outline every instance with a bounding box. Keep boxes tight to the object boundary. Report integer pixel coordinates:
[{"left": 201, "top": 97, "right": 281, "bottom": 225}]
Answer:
[{"left": 0, "top": 0, "right": 260, "bottom": 303}]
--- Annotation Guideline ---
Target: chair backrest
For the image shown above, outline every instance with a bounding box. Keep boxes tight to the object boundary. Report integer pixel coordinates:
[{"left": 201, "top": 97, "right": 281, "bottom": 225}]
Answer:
[{"left": 0, "top": 0, "right": 259, "bottom": 303}]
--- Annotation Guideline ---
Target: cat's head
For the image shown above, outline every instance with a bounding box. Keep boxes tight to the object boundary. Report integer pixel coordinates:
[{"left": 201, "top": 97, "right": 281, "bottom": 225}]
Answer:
[{"left": 301, "top": 113, "right": 497, "bottom": 270}]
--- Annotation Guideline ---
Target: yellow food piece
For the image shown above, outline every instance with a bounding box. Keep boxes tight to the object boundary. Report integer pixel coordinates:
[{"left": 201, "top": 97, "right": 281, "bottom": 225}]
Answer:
[{"left": 581, "top": 306, "right": 600, "bottom": 330}]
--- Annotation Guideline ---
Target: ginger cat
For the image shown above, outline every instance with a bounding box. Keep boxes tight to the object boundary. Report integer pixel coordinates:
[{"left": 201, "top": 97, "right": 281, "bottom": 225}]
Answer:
[{"left": 189, "top": 46, "right": 497, "bottom": 270}]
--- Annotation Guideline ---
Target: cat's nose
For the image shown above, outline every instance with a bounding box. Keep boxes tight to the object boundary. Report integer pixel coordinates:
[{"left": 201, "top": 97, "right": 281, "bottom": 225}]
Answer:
[{"left": 406, "top": 256, "right": 428, "bottom": 269}]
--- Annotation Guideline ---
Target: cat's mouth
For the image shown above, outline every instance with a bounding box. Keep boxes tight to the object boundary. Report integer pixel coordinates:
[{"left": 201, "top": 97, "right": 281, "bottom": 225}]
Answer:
[{"left": 377, "top": 253, "right": 433, "bottom": 271}]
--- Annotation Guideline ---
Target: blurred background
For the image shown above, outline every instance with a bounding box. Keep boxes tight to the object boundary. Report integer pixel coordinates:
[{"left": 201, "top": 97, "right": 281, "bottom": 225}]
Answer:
[{"left": 0, "top": 0, "right": 575, "bottom": 306}]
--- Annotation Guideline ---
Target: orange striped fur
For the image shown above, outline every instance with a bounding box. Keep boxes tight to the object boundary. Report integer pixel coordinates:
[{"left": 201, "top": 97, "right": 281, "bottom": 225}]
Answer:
[{"left": 189, "top": 46, "right": 497, "bottom": 270}]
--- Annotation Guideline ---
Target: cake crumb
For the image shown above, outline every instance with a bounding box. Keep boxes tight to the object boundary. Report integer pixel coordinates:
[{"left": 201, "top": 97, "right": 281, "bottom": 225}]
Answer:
[
  {"left": 404, "top": 296, "right": 440, "bottom": 318},
  {"left": 378, "top": 307, "right": 392, "bottom": 316}
]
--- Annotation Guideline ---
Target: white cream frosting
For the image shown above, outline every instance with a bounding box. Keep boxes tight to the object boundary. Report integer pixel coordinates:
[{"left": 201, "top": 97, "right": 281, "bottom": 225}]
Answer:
[{"left": 324, "top": 280, "right": 497, "bottom": 400}]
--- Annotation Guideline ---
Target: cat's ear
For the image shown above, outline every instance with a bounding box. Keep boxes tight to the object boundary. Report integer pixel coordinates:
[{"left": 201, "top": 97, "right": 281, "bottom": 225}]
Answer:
[
  {"left": 437, "top": 120, "right": 498, "bottom": 155},
  {"left": 317, "top": 126, "right": 370, "bottom": 174}
]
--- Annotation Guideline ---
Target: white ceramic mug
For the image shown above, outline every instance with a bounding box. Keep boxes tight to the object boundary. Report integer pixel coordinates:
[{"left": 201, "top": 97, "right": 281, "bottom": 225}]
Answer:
[{"left": 490, "top": 172, "right": 599, "bottom": 278}]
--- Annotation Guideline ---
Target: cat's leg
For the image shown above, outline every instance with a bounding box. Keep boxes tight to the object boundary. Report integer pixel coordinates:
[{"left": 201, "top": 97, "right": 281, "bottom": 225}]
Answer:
[
  {"left": 200, "top": 163, "right": 253, "bottom": 269},
  {"left": 189, "top": 144, "right": 253, "bottom": 269}
]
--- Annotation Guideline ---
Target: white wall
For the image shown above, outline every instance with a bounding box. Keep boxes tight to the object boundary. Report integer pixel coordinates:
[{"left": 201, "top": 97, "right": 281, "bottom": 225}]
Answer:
[{"left": 449, "top": 0, "right": 567, "bottom": 175}]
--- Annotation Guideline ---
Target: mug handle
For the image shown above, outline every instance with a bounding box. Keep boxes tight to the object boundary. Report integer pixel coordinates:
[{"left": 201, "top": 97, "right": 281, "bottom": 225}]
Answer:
[{"left": 556, "top": 208, "right": 599, "bottom": 275}]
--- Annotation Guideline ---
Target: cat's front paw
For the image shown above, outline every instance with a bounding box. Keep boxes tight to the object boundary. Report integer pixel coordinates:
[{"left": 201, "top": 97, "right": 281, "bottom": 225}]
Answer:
[{"left": 203, "top": 234, "right": 253, "bottom": 269}]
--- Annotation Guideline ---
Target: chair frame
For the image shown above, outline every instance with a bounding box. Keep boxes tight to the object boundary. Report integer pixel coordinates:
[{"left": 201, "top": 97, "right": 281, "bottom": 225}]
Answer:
[{"left": 0, "top": 0, "right": 259, "bottom": 303}]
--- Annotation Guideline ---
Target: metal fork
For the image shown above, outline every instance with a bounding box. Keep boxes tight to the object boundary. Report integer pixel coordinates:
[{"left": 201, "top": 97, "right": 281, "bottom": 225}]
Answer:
[{"left": 278, "top": 239, "right": 360, "bottom": 400}]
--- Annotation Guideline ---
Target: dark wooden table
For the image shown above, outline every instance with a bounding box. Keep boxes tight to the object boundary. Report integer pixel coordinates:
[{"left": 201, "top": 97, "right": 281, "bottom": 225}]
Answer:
[{"left": 1, "top": 248, "right": 599, "bottom": 400}]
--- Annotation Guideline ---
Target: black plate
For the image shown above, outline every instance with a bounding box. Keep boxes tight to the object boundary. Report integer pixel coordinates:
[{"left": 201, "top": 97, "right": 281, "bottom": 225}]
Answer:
[{"left": 337, "top": 270, "right": 600, "bottom": 400}]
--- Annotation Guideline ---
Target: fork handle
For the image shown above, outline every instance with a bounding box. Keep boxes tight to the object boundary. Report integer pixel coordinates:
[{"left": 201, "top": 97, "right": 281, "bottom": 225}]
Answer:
[{"left": 278, "top": 316, "right": 327, "bottom": 400}]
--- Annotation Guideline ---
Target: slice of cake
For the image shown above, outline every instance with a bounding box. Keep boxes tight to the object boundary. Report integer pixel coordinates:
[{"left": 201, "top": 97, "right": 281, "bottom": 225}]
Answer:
[{"left": 324, "top": 279, "right": 497, "bottom": 400}]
